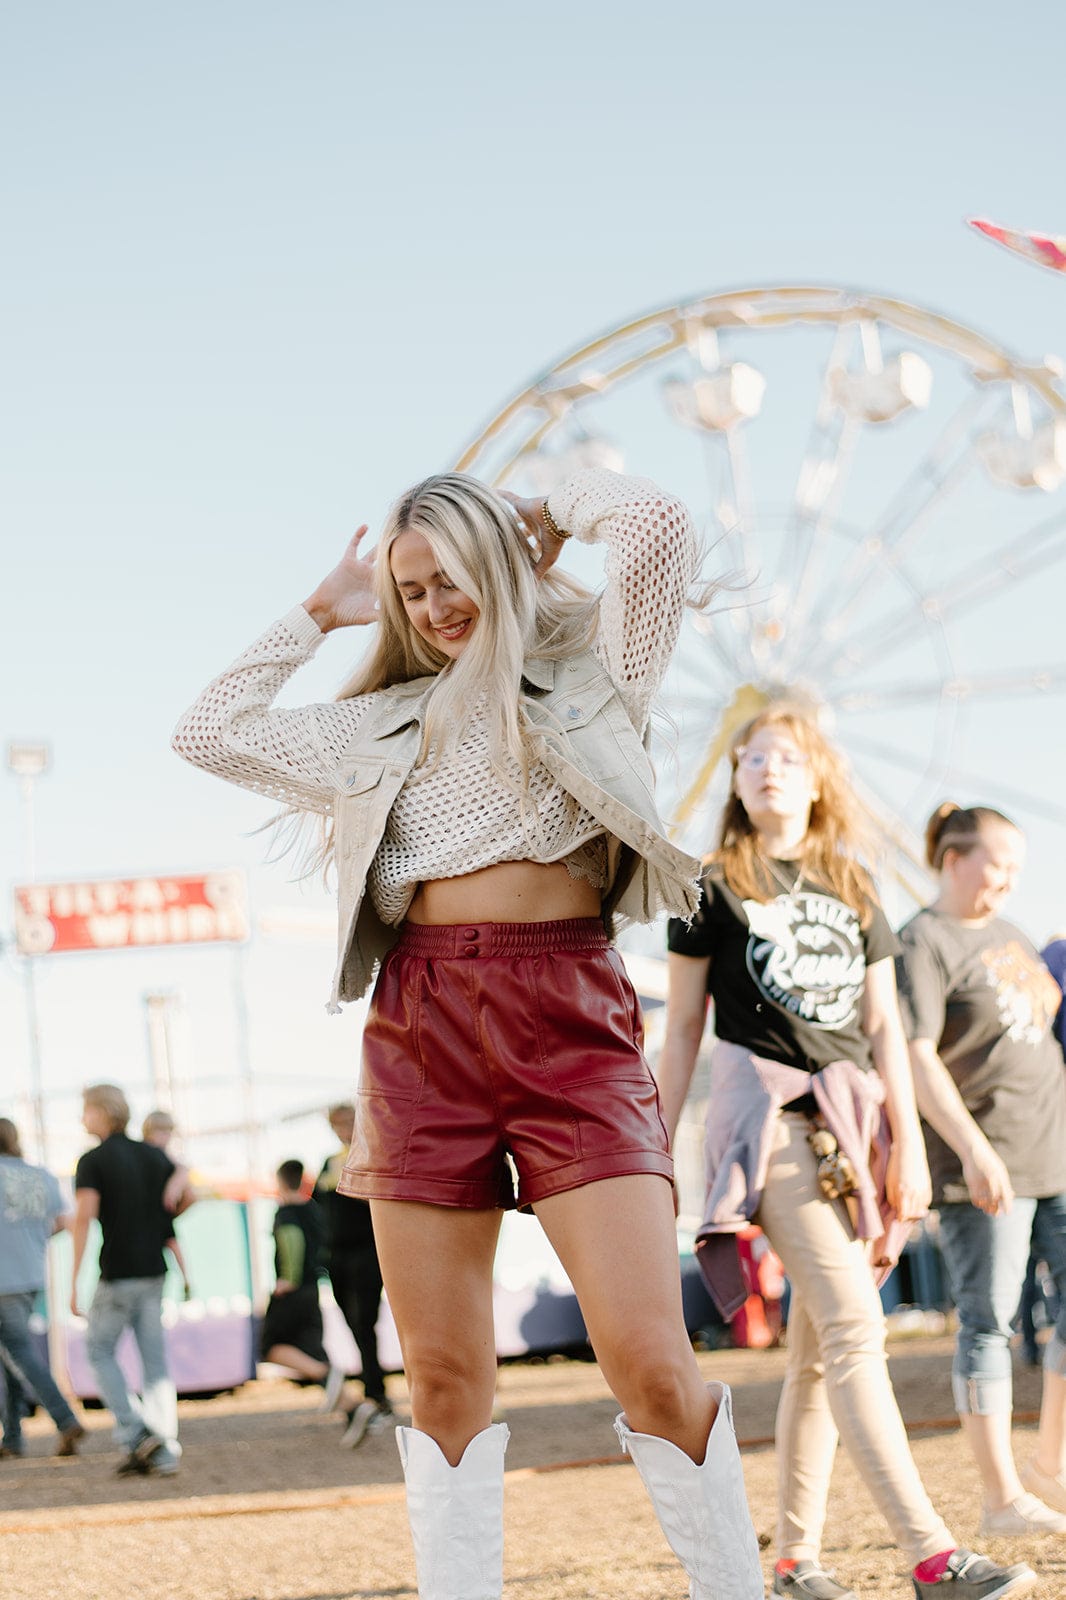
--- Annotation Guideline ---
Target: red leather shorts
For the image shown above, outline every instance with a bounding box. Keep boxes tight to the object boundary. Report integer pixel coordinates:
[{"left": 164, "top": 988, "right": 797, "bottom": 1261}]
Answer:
[{"left": 338, "top": 918, "right": 673, "bottom": 1210}]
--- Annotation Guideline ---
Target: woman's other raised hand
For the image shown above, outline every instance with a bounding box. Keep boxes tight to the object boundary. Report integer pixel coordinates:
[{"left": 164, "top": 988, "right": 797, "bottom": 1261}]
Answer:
[{"left": 303, "top": 525, "right": 378, "bottom": 632}]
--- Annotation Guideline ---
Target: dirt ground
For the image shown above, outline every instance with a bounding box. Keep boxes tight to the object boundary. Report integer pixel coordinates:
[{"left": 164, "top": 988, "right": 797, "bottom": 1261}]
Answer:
[{"left": 2, "top": 1334, "right": 1065, "bottom": 1600}]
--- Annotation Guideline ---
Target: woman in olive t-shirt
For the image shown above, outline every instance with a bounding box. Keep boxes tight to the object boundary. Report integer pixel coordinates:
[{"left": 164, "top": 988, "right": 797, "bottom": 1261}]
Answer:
[{"left": 897, "top": 802, "right": 1066, "bottom": 1541}]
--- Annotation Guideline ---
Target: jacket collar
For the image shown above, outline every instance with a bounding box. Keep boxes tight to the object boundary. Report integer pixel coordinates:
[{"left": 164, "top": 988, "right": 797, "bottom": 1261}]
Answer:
[
  {"left": 520, "top": 657, "right": 555, "bottom": 692},
  {"left": 369, "top": 657, "right": 559, "bottom": 739}
]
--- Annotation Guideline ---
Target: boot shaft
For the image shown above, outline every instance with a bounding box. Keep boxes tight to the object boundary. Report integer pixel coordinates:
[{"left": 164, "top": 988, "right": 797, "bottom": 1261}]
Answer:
[{"left": 397, "top": 1422, "right": 509, "bottom": 1600}]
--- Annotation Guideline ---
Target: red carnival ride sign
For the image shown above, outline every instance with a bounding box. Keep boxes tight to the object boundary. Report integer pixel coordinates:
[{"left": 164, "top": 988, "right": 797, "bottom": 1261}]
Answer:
[{"left": 13, "top": 872, "right": 249, "bottom": 956}]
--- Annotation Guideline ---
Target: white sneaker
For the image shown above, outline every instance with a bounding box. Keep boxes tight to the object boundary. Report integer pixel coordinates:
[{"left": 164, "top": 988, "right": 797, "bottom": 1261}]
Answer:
[
  {"left": 318, "top": 1365, "right": 346, "bottom": 1413},
  {"left": 978, "top": 1491, "right": 1066, "bottom": 1537},
  {"left": 341, "top": 1399, "right": 392, "bottom": 1447},
  {"left": 1020, "top": 1457, "right": 1066, "bottom": 1514},
  {"left": 365, "top": 1405, "right": 394, "bottom": 1438}
]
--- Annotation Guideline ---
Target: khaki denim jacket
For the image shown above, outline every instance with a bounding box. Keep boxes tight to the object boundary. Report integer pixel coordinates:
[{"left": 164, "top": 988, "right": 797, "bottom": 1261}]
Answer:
[{"left": 328, "top": 649, "right": 701, "bottom": 1009}]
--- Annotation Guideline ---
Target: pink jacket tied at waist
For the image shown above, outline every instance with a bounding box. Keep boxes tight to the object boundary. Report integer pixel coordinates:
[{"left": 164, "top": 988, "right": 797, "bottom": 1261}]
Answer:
[{"left": 694, "top": 1041, "right": 912, "bottom": 1318}]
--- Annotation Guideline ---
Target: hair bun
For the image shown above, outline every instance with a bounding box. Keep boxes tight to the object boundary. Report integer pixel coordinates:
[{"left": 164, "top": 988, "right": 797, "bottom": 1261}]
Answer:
[{"left": 924, "top": 801, "right": 961, "bottom": 868}]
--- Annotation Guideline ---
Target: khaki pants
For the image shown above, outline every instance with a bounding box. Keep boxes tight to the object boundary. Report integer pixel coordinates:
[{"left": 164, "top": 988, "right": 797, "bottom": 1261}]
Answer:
[{"left": 755, "top": 1113, "right": 953, "bottom": 1566}]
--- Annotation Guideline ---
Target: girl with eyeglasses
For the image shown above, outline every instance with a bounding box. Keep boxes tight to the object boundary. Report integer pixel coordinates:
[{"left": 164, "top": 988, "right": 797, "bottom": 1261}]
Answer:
[{"left": 660, "top": 707, "right": 1034, "bottom": 1600}]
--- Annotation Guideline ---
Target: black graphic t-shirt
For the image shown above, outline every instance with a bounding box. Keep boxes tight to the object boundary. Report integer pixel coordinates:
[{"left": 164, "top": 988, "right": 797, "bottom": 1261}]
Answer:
[
  {"left": 896, "top": 909, "right": 1066, "bottom": 1202},
  {"left": 667, "top": 862, "right": 899, "bottom": 1073}
]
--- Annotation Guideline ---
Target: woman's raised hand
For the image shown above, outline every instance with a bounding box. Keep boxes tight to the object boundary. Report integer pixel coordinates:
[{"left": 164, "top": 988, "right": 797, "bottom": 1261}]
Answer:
[
  {"left": 303, "top": 526, "right": 379, "bottom": 632},
  {"left": 499, "top": 491, "right": 567, "bottom": 581}
]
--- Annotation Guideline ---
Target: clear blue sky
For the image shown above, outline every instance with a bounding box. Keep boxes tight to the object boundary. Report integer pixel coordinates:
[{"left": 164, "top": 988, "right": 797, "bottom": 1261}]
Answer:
[{"left": 4, "top": 2, "right": 1066, "bottom": 1176}]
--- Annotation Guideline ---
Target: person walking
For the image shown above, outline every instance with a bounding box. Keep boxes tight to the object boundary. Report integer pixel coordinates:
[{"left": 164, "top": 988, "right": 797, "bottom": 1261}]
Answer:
[
  {"left": 897, "top": 804, "right": 1066, "bottom": 1541},
  {"left": 173, "top": 467, "right": 764, "bottom": 1598},
  {"left": 71, "top": 1085, "right": 184, "bottom": 1477},
  {"left": 0, "top": 1118, "right": 85, "bottom": 1459},
  {"left": 660, "top": 708, "right": 1035, "bottom": 1600},
  {"left": 314, "top": 1103, "right": 393, "bottom": 1446},
  {"left": 141, "top": 1111, "right": 194, "bottom": 1300}
]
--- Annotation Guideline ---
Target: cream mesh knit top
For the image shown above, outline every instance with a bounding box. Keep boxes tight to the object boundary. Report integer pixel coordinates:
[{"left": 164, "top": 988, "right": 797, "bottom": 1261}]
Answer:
[{"left": 173, "top": 470, "right": 696, "bottom": 926}]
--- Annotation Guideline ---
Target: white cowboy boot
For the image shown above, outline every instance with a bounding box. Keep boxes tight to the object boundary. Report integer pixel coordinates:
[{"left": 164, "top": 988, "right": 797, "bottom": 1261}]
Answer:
[
  {"left": 397, "top": 1421, "right": 509, "bottom": 1600},
  {"left": 615, "top": 1381, "right": 764, "bottom": 1600}
]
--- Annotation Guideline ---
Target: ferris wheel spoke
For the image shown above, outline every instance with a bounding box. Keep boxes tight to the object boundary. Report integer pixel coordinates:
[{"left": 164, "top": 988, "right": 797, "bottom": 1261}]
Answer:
[
  {"left": 815, "top": 509, "right": 1066, "bottom": 682},
  {"left": 915, "top": 509, "right": 1066, "bottom": 618},
  {"left": 803, "top": 390, "right": 997, "bottom": 649},
  {"left": 685, "top": 610, "right": 758, "bottom": 680},
  {"left": 828, "top": 663, "right": 1066, "bottom": 711},
  {"left": 723, "top": 428, "right": 759, "bottom": 577},
  {"left": 850, "top": 780, "right": 934, "bottom": 904},
  {"left": 774, "top": 323, "right": 862, "bottom": 668},
  {"left": 844, "top": 729, "right": 1066, "bottom": 826}
]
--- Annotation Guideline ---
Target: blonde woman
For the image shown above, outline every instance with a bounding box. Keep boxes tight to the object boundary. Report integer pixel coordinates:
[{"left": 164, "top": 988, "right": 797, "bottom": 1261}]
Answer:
[
  {"left": 173, "top": 470, "right": 763, "bottom": 1600},
  {"left": 897, "top": 805, "right": 1066, "bottom": 1541},
  {"left": 660, "top": 708, "right": 1034, "bottom": 1600}
]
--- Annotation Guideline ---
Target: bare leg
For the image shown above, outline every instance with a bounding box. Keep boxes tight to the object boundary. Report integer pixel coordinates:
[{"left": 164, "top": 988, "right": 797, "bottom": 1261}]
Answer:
[
  {"left": 1035, "top": 1367, "right": 1066, "bottom": 1479},
  {"left": 264, "top": 1344, "right": 329, "bottom": 1382},
  {"left": 533, "top": 1174, "right": 714, "bottom": 1460},
  {"left": 961, "top": 1412, "right": 1026, "bottom": 1508},
  {"left": 371, "top": 1199, "right": 502, "bottom": 1465}
]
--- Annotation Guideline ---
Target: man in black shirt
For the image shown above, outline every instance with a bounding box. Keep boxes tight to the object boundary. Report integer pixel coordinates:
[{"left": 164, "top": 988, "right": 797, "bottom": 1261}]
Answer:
[
  {"left": 71, "top": 1084, "right": 184, "bottom": 1476},
  {"left": 314, "top": 1103, "right": 393, "bottom": 1446}
]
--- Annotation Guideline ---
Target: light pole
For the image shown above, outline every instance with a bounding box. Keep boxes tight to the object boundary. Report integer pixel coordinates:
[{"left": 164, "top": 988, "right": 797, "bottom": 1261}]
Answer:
[{"left": 7, "top": 741, "right": 51, "bottom": 1163}]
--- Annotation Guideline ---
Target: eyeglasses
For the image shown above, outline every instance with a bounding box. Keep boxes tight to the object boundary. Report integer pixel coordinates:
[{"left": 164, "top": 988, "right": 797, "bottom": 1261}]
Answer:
[{"left": 735, "top": 747, "right": 810, "bottom": 773}]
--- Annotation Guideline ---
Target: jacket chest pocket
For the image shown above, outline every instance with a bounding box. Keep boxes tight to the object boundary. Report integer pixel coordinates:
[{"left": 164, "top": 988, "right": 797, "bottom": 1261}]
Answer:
[
  {"left": 335, "top": 762, "right": 389, "bottom": 857},
  {"left": 542, "top": 682, "right": 635, "bottom": 782}
]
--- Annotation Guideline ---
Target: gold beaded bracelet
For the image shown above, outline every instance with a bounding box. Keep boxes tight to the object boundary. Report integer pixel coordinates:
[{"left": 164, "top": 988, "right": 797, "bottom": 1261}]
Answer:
[{"left": 541, "top": 498, "right": 572, "bottom": 541}]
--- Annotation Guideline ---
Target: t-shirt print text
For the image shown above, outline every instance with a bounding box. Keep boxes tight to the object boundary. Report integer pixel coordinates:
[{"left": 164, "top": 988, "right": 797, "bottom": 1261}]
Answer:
[
  {"left": 742, "top": 892, "right": 865, "bottom": 1030},
  {"left": 981, "top": 941, "right": 1062, "bottom": 1045}
]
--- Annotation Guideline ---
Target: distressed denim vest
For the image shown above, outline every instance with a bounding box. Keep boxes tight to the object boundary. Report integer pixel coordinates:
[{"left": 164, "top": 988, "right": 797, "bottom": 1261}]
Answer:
[{"left": 326, "top": 650, "right": 701, "bottom": 1009}]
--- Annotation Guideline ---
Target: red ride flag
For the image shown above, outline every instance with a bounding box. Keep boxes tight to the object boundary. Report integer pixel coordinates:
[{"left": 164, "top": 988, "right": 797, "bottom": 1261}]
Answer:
[{"left": 968, "top": 216, "right": 1066, "bottom": 274}]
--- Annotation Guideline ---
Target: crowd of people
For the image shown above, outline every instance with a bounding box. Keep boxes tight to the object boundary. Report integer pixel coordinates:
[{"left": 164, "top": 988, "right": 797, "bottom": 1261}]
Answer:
[
  {"left": 0, "top": 1093, "right": 393, "bottom": 1477},
  {"left": 4, "top": 463, "right": 1065, "bottom": 1600}
]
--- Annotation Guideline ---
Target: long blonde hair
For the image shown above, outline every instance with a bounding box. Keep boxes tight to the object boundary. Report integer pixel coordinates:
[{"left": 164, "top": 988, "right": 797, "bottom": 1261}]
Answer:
[
  {"left": 338, "top": 472, "right": 598, "bottom": 772},
  {"left": 713, "top": 705, "right": 878, "bottom": 927}
]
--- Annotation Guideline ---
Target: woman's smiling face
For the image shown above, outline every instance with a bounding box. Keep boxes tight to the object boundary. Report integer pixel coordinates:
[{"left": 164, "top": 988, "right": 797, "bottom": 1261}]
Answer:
[{"left": 390, "top": 527, "right": 480, "bottom": 660}]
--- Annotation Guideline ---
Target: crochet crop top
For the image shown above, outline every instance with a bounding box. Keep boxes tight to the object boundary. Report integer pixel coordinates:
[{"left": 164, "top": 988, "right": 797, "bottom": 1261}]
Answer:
[{"left": 172, "top": 470, "right": 697, "bottom": 926}]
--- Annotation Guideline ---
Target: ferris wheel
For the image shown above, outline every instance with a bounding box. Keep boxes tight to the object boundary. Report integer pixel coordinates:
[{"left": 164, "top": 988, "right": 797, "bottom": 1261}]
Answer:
[{"left": 455, "top": 285, "right": 1066, "bottom": 910}]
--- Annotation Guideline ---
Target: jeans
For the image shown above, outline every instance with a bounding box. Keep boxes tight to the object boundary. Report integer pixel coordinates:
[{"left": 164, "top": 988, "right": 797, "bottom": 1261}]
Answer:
[
  {"left": 0, "top": 1290, "right": 78, "bottom": 1447},
  {"left": 86, "top": 1276, "right": 180, "bottom": 1463},
  {"left": 938, "top": 1191, "right": 1066, "bottom": 1415},
  {"left": 329, "top": 1246, "right": 386, "bottom": 1403},
  {"left": 755, "top": 1113, "right": 953, "bottom": 1565}
]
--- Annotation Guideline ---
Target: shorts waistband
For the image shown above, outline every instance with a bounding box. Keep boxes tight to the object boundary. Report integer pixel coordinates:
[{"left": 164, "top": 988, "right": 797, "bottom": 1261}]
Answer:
[{"left": 394, "top": 918, "right": 609, "bottom": 960}]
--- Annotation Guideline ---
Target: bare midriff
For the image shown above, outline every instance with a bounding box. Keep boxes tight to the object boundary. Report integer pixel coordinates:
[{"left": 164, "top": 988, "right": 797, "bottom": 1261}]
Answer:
[{"left": 406, "top": 860, "right": 602, "bottom": 926}]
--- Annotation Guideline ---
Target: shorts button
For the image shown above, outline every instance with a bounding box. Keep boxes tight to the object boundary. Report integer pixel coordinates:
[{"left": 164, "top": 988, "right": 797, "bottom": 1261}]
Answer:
[
  {"left": 463, "top": 943, "right": 479, "bottom": 957},
  {"left": 463, "top": 928, "right": 479, "bottom": 940}
]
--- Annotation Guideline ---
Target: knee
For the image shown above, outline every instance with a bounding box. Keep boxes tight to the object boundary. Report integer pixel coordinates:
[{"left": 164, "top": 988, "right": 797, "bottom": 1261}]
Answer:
[
  {"left": 816, "top": 1305, "right": 886, "bottom": 1371},
  {"left": 616, "top": 1347, "right": 698, "bottom": 1434},
  {"left": 404, "top": 1346, "right": 492, "bottom": 1424}
]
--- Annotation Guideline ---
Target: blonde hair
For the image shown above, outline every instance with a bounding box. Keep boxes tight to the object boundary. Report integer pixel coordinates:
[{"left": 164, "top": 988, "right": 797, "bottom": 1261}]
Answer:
[
  {"left": 713, "top": 705, "right": 878, "bottom": 928},
  {"left": 340, "top": 474, "right": 598, "bottom": 764},
  {"left": 286, "top": 474, "right": 599, "bottom": 874},
  {"left": 83, "top": 1083, "right": 131, "bottom": 1134},
  {"left": 924, "top": 801, "right": 1017, "bottom": 871},
  {"left": 142, "top": 1109, "right": 175, "bottom": 1141}
]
